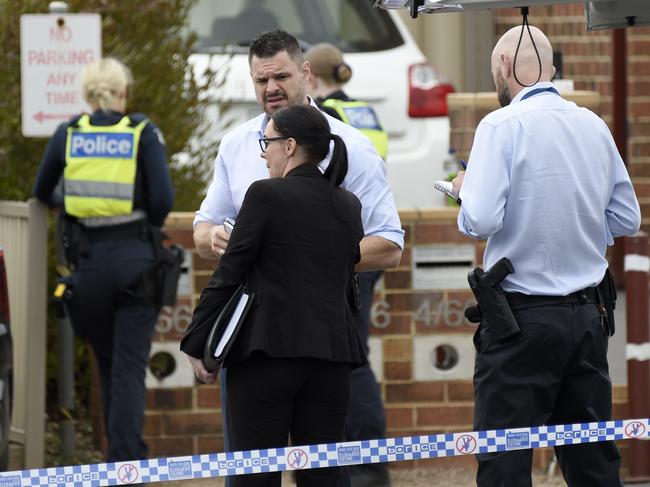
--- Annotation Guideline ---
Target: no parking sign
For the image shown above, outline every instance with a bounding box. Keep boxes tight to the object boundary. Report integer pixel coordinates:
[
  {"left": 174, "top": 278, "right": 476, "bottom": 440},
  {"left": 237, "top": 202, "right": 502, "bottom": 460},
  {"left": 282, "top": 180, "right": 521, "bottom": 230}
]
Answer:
[{"left": 20, "top": 13, "right": 101, "bottom": 137}]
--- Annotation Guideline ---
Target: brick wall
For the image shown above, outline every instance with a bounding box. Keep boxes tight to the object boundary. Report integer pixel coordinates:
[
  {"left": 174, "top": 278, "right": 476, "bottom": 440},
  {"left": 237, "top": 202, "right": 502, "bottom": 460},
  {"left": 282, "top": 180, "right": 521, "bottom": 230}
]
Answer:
[
  {"left": 87, "top": 9, "right": 646, "bottom": 475},
  {"left": 113, "top": 88, "right": 632, "bottom": 470},
  {"left": 135, "top": 210, "right": 491, "bottom": 471},
  {"left": 362, "top": 209, "right": 481, "bottom": 470},
  {"left": 84, "top": 207, "right": 629, "bottom": 474}
]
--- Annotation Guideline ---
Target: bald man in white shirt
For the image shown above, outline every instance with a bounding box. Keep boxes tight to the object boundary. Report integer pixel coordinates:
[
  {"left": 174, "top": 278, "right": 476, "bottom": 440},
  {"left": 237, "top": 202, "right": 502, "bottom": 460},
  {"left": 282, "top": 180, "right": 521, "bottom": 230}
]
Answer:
[{"left": 453, "top": 26, "right": 639, "bottom": 487}]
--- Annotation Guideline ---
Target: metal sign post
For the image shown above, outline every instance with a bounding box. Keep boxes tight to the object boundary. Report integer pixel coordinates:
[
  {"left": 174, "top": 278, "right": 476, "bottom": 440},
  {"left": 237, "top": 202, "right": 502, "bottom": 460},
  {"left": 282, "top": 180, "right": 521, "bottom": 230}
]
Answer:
[
  {"left": 624, "top": 232, "right": 650, "bottom": 482},
  {"left": 20, "top": 10, "right": 101, "bottom": 137}
]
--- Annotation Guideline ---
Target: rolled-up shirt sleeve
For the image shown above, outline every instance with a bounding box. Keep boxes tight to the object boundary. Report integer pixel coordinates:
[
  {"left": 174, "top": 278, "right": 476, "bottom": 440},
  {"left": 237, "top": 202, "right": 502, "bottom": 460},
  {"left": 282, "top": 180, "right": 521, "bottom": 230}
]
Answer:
[
  {"left": 343, "top": 140, "right": 405, "bottom": 249},
  {"left": 606, "top": 143, "right": 641, "bottom": 240},
  {"left": 458, "top": 120, "right": 512, "bottom": 239}
]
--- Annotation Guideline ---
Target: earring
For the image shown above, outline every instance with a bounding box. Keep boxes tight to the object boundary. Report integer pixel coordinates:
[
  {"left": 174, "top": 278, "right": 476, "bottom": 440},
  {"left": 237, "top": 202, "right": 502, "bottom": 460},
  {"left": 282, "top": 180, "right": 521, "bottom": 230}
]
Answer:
[{"left": 266, "top": 163, "right": 270, "bottom": 169}]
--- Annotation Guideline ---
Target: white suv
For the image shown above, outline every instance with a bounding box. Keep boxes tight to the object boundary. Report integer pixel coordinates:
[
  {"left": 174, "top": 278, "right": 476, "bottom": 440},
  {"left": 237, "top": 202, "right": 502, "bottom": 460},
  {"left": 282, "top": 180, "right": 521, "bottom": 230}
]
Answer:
[{"left": 188, "top": 0, "right": 454, "bottom": 209}]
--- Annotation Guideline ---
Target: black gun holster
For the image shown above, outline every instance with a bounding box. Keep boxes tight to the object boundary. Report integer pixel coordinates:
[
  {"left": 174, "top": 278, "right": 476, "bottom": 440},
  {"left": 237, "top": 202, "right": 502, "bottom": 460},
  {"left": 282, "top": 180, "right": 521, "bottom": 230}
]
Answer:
[
  {"left": 129, "top": 226, "right": 185, "bottom": 309},
  {"left": 347, "top": 273, "right": 361, "bottom": 316},
  {"left": 596, "top": 268, "right": 617, "bottom": 337},
  {"left": 59, "top": 214, "right": 184, "bottom": 309},
  {"left": 465, "top": 257, "right": 520, "bottom": 342},
  {"left": 58, "top": 214, "right": 90, "bottom": 270}
]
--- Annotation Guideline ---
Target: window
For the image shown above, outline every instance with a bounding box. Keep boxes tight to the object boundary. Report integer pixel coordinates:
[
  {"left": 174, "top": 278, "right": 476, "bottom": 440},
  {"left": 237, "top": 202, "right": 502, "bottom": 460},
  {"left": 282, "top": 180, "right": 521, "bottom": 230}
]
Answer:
[{"left": 189, "top": 0, "right": 403, "bottom": 53}]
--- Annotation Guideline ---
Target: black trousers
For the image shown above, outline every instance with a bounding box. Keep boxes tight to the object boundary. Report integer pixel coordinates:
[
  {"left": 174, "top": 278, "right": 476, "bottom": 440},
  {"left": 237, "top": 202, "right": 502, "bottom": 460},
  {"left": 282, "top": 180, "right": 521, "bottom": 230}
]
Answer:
[
  {"left": 220, "top": 271, "right": 389, "bottom": 487},
  {"left": 347, "top": 271, "right": 391, "bottom": 487},
  {"left": 226, "top": 354, "right": 351, "bottom": 487},
  {"left": 67, "top": 239, "right": 158, "bottom": 461},
  {"left": 473, "top": 300, "right": 622, "bottom": 487}
]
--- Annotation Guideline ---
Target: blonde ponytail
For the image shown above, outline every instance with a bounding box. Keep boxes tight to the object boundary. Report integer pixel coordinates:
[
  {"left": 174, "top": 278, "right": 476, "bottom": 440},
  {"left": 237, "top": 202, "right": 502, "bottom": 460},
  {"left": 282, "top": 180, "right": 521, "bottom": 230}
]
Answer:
[{"left": 81, "top": 57, "right": 133, "bottom": 111}]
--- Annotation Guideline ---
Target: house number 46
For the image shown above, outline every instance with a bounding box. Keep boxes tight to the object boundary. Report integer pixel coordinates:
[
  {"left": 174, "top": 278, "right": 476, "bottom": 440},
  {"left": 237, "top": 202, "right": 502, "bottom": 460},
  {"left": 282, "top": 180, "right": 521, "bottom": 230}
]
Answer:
[{"left": 370, "top": 299, "right": 477, "bottom": 329}]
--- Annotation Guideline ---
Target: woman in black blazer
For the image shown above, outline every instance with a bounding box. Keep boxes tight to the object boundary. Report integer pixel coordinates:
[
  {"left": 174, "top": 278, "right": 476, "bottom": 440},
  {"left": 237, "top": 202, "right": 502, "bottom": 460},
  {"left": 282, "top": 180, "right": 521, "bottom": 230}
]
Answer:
[{"left": 181, "top": 105, "right": 365, "bottom": 487}]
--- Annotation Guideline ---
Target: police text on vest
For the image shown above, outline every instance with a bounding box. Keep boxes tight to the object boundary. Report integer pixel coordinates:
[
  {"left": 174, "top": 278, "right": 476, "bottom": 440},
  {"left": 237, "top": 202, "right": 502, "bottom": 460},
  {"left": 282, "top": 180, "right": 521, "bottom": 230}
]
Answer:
[{"left": 70, "top": 132, "right": 135, "bottom": 158}]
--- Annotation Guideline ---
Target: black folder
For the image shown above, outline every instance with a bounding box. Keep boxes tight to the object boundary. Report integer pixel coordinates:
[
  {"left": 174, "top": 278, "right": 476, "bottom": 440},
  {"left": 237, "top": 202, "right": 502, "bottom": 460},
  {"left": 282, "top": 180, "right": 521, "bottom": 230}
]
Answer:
[{"left": 202, "top": 285, "right": 255, "bottom": 373}]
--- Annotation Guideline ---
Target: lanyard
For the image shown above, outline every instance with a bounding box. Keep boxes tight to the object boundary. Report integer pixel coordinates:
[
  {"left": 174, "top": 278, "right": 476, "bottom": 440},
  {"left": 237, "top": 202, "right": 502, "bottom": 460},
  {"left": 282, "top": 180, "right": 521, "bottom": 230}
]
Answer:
[{"left": 520, "top": 86, "right": 560, "bottom": 101}]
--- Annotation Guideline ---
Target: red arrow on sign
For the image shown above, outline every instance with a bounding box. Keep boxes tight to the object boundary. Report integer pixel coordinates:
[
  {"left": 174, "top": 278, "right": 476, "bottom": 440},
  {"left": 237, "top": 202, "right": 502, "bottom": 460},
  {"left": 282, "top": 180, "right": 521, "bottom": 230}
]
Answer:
[{"left": 33, "top": 111, "right": 77, "bottom": 123}]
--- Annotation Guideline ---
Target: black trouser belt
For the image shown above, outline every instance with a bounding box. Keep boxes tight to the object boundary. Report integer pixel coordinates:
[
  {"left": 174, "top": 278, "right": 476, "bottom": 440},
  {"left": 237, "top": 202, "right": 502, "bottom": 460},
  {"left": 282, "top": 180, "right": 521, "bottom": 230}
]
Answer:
[
  {"left": 86, "top": 221, "right": 149, "bottom": 243},
  {"left": 506, "top": 287, "right": 598, "bottom": 310}
]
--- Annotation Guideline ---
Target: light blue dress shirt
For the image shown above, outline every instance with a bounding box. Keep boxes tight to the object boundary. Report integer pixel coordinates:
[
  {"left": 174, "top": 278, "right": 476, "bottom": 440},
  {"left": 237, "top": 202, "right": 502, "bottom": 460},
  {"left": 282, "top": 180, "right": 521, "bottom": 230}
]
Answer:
[
  {"left": 195, "top": 98, "right": 405, "bottom": 249},
  {"left": 458, "top": 82, "right": 641, "bottom": 295}
]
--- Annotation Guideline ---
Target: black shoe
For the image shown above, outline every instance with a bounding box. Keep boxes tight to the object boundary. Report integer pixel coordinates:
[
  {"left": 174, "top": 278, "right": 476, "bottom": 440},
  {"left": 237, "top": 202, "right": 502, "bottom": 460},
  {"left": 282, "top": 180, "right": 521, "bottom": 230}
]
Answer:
[{"left": 349, "top": 465, "right": 392, "bottom": 487}]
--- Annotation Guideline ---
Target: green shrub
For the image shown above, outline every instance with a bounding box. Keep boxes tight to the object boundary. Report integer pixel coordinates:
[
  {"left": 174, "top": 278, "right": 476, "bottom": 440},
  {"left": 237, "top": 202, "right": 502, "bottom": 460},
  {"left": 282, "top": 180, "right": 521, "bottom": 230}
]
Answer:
[{"left": 0, "top": 0, "right": 218, "bottom": 209}]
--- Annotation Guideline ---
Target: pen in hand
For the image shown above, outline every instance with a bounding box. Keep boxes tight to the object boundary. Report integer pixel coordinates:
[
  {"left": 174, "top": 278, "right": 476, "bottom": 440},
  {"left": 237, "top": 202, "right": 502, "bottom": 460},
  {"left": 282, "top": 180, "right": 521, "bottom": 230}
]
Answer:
[{"left": 459, "top": 159, "right": 467, "bottom": 170}]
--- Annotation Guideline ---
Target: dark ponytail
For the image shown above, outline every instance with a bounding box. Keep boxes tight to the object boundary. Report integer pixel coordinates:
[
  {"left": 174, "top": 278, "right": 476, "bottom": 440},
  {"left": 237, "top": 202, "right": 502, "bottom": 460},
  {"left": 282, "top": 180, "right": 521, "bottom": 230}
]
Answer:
[
  {"left": 322, "top": 134, "right": 348, "bottom": 187},
  {"left": 270, "top": 105, "right": 349, "bottom": 187}
]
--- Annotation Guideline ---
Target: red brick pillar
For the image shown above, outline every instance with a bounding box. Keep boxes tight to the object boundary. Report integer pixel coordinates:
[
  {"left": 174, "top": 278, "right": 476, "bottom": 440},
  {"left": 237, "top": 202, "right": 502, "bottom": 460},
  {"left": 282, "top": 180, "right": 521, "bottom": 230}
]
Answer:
[{"left": 624, "top": 232, "right": 650, "bottom": 482}]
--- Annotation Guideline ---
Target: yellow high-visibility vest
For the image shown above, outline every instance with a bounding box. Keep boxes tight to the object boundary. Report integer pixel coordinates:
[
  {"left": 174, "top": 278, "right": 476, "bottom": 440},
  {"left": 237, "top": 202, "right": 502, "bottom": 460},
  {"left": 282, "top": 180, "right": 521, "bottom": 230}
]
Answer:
[
  {"left": 64, "top": 114, "right": 147, "bottom": 218},
  {"left": 321, "top": 99, "right": 388, "bottom": 160}
]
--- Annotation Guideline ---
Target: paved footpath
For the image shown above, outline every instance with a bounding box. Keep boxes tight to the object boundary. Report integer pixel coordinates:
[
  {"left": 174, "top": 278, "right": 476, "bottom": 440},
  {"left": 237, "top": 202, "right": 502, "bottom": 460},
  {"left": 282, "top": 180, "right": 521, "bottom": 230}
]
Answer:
[
  {"left": 162, "top": 469, "right": 650, "bottom": 486},
  {"left": 161, "top": 468, "right": 568, "bottom": 486}
]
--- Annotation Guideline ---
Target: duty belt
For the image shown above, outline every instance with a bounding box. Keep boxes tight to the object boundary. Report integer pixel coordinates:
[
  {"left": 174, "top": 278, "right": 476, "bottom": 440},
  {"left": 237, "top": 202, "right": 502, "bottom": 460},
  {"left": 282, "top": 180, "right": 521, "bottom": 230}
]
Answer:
[
  {"left": 85, "top": 220, "right": 149, "bottom": 243},
  {"left": 506, "top": 287, "right": 598, "bottom": 310}
]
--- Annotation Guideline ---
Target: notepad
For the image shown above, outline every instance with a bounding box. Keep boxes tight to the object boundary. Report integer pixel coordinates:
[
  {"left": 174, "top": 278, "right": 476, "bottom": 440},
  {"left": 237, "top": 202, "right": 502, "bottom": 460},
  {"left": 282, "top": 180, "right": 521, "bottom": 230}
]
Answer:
[
  {"left": 434, "top": 180, "right": 461, "bottom": 204},
  {"left": 213, "top": 291, "right": 251, "bottom": 358}
]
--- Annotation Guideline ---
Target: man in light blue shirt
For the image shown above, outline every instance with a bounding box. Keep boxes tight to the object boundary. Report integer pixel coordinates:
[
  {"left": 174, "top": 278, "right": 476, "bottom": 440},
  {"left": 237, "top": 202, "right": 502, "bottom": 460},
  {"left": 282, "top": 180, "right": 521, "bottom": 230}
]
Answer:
[
  {"left": 452, "top": 25, "right": 640, "bottom": 487},
  {"left": 190, "top": 30, "right": 403, "bottom": 487}
]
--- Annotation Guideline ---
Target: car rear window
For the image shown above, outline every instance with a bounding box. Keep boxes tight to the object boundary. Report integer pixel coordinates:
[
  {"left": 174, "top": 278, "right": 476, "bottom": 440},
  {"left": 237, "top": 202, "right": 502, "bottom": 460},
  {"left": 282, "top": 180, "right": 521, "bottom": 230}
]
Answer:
[{"left": 190, "top": 0, "right": 404, "bottom": 53}]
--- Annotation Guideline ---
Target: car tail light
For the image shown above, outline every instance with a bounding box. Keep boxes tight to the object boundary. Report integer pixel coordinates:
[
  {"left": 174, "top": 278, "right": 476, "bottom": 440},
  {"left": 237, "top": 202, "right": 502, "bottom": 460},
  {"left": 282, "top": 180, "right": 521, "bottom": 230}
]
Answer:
[
  {"left": 408, "top": 63, "right": 455, "bottom": 118},
  {"left": 0, "top": 250, "right": 9, "bottom": 324}
]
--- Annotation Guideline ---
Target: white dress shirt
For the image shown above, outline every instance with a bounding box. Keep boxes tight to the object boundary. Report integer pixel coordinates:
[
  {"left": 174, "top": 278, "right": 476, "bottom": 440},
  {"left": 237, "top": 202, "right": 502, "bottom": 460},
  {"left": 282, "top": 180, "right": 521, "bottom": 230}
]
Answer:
[
  {"left": 195, "top": 98, "right": 404, "bottom": 248},
  {"left": 458, "top": 82, "right": 640, "bottom": 295}
]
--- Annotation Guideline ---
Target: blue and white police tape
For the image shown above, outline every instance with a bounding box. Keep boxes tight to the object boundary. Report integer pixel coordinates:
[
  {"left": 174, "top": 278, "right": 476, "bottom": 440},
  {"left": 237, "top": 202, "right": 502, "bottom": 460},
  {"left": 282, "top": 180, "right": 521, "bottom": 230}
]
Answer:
[{"left": 2, "top": 417, "right": 648, "bottom": 486}]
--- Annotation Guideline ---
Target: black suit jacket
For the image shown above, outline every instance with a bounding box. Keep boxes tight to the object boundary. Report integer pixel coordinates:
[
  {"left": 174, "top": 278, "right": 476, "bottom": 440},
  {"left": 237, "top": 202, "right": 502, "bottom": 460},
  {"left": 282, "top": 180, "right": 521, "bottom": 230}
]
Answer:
[{"left": 181, "top": 164, "right": 366, "bottom": 367}]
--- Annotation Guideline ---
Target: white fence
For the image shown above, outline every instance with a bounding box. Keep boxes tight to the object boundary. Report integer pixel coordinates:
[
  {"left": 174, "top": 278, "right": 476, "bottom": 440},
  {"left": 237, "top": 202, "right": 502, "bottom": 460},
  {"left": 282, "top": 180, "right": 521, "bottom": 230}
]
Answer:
[{"left": 0, "top": 199, "right": 48, "bottom": 468}]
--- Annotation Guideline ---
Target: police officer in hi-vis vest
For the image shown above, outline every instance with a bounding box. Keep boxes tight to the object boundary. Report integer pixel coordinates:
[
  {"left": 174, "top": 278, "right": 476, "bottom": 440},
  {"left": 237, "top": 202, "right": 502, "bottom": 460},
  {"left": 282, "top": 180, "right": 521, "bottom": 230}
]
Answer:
[
  {"left": 33, "top": 57, "right": 174, "bottom": 463},
  {"left": 305, "top": 43, "right": 388, "bottom": 161},
  {"left": 305, "top": 43, "right": 392, "bottom": 487}
]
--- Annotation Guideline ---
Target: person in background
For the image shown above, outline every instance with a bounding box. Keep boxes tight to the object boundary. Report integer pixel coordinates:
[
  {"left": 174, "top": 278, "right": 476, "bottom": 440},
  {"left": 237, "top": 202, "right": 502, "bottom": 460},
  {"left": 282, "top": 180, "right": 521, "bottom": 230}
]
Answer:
[
  {"left": 33, "top": 57, "right": 174, "bottom": 463},
  {"left": 183, "top": 104, "right": 365, "bottom": 487},
  {"left": 192, "top": 30, "right": 402, "bottom": 487},
  {"left": 305, "top": 41, "right": 392, "bottom": 487},
  {"left": 452, "top": 26, "right": 640, "bottom": 486},
  {"left": 305, "top": 43, "right": 388, "bottom": 160}
]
